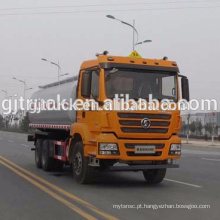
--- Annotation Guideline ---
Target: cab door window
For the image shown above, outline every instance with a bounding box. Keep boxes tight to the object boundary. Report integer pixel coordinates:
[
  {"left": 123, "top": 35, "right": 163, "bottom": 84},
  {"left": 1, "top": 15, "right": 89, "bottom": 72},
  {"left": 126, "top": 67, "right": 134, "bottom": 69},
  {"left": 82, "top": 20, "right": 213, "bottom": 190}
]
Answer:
[{"left": 91, "top": 70, "right": 100, "bottom": 99}]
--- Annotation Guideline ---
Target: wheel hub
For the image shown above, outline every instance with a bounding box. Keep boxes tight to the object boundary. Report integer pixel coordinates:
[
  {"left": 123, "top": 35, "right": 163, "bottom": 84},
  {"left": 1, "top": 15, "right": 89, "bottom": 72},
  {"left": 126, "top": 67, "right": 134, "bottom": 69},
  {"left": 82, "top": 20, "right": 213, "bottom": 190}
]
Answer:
[
  {"left": 74, "top": 152, "right": 82, "bottom": 175},
  {"left": 42, "top": 147, "right": 46, "bottom": 165}
]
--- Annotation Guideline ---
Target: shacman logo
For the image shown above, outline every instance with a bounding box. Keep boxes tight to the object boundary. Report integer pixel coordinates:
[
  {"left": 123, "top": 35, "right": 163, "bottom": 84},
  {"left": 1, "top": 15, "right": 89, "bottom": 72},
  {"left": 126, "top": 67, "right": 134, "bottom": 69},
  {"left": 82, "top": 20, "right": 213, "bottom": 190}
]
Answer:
[{"left": 141, "top": 118, "right": 151, "bottom": 129}]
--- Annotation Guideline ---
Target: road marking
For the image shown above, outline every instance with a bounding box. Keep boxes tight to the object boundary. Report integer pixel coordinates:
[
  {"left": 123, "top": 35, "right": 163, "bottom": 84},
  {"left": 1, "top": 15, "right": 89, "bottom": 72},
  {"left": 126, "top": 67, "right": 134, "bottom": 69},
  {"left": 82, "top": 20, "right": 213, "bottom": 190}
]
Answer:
[
  {"left": 201, "top": 158, "right": 220, "bottom": 162},
  {"left": 182, "top": 150, "right": 220, "bottom": 156},
  {"left": 8, "top": 140, "right": 14, "bottom": 143},
  {"left": 0, "top": 156, "right": 118, "bottom": 220},
  {"left": 165, "top": 178, "right": 202, "bottom": 188},
  {"left": 20, "top": 144, "right": 29, "bottom": 148},
  {"left": 0, "top": 159, "right": 97, "bottom": 220}
]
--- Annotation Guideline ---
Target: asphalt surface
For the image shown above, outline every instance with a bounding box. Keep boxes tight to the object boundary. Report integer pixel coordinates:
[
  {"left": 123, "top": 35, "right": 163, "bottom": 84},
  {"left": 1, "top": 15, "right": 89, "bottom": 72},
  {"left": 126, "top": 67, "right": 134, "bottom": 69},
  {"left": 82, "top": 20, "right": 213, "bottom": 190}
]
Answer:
[{"left": 0, "top": 130, "right": 219, "bottom": 220}]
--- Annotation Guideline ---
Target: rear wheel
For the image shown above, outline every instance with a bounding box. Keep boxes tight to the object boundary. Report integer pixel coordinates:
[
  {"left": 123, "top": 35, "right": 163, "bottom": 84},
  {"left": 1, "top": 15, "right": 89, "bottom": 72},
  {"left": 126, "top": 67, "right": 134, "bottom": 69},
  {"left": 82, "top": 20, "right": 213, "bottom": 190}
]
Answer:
[
  {"left": 35, "top": 139, "right": 43, "bottom": 169},
  {"left": 143, "top": 169, "right": 166, "bottom": 184},
  {"left": 41, "top": 140, "right": 55, "bottom": 171},
  {"left": 72, "top": 141, "right": 93, "bottom": 184}
]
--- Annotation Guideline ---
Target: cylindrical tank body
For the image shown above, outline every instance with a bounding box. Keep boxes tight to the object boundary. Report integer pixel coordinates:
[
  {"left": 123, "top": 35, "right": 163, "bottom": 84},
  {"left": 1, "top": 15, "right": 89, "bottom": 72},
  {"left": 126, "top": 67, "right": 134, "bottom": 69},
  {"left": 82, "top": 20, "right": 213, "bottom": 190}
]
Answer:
[{"left": 29, "top": 77, "right": 78, "bottom": 125}]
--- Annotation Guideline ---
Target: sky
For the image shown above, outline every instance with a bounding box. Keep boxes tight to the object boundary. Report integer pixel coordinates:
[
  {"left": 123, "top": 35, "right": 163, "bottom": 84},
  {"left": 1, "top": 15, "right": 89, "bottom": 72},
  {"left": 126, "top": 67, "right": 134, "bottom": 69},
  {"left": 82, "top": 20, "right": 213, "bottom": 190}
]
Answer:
[{"left": 0, "top": 0, "right": 220, "bottom": 114}]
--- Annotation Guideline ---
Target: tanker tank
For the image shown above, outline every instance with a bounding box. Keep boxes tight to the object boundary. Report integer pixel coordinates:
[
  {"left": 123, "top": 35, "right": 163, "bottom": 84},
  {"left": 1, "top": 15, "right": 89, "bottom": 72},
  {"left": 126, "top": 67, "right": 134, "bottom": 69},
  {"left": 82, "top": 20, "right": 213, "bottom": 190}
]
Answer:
[{"left": 29, "top": 76, "right": 78, "bottom": 126}]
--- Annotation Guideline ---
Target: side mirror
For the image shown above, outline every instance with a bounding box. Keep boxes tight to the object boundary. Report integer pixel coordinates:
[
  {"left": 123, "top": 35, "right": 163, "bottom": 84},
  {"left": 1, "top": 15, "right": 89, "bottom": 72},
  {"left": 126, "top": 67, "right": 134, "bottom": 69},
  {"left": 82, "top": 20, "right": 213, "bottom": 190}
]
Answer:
[
  {"left": 81, "top": 71, "right": 92, "bottom": 98},
  {"left": 181, "top": 77, "right": 189, "bottom": 101}
]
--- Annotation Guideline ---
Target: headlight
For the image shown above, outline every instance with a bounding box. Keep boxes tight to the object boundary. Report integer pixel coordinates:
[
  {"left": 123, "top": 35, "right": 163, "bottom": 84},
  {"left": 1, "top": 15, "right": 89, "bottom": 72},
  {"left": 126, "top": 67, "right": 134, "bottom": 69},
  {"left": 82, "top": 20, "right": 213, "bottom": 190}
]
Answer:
[
  {"left": 170, "top": 144, "right": 181, "bottom": 151},
  {"left": 169, "top": 144, "right": 181, "bottom": 155},
  {"left": 99, "top": 143, "right": 119, "bottom": 155}
]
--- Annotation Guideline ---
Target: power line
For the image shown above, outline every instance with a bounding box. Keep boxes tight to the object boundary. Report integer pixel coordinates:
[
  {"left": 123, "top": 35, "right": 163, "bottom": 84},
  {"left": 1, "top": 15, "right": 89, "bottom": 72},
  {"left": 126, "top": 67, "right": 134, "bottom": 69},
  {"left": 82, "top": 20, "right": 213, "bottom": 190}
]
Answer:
[
  {"left": 0, "top": 5, "right": 220, "bottom": 16},
  {"left": 0, "top": 0, "right": 220, "bottom": 11},
  {"left": 191, "top": 81, "right": 220, "bottom": 84},
  {"left": 0, "top": 76, "right": 56, "bottom": 79}
]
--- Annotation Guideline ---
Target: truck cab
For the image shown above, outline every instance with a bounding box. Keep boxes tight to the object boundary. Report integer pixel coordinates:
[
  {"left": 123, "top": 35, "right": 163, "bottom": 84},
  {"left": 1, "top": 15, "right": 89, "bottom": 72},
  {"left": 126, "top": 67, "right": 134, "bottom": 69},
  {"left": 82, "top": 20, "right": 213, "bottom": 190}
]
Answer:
[{"left": 68, "top": 54, "right": 189, "bottom": 183}]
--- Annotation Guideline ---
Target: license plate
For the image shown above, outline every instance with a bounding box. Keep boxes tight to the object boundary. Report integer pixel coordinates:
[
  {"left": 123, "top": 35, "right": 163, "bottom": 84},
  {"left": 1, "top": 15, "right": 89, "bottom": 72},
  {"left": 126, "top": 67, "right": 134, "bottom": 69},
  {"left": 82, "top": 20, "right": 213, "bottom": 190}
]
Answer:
[{"left": 135, "top": 145, "right": 155, "bottom": 154}]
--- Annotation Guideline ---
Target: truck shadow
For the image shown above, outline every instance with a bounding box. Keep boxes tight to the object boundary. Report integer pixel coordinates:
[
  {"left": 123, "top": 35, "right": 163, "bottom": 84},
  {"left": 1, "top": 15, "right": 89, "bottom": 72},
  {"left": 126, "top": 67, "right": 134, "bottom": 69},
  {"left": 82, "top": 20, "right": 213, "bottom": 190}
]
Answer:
[{"left": 51, "top": 166, "right": 168, "bottom": 188}]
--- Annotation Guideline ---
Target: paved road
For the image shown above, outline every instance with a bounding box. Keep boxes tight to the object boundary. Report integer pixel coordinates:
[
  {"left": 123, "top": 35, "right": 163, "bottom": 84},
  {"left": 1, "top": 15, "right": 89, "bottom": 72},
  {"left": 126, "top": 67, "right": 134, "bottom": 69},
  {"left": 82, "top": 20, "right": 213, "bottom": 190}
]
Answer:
[{"left": 0, "top": 130, "right": 219, "bottom": 220}]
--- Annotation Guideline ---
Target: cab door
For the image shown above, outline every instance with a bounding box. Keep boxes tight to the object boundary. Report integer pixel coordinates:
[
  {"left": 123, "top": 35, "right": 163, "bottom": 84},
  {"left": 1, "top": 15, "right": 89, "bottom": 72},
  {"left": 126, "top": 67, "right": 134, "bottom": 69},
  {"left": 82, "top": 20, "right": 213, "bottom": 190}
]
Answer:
[{"left": 77, "top": 68, "right": 101, "bottom": 132}]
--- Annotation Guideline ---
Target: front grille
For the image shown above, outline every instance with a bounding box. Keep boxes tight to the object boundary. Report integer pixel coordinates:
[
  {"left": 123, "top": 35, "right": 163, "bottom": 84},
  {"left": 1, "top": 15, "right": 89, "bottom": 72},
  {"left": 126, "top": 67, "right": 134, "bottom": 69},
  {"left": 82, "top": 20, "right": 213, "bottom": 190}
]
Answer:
[
  {"left": 118, "top": 113, "right": 171, "bottom": 120},
  {"left": 121, "top": 127, "right": 168, "bottom": 133},
  {"left": 118, "top": 113, "right": 171, "bottom": 134},
  {"left": 119, "top": 120, "right": 170, "bottom": 127},
  {"left": 125, "top": 143, "right": 165, "bottom": 149}
]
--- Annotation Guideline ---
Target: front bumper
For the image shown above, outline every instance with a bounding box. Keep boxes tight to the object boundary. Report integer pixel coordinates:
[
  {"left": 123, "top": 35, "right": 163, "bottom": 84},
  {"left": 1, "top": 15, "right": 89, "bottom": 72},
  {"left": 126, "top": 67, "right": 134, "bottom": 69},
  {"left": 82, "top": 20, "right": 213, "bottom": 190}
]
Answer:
[
  {"left": 108, "top": 164, "right": 179, "bottom": 171},
  {"left": 92, "top": 133, "right": 181, "bottom": 161}
]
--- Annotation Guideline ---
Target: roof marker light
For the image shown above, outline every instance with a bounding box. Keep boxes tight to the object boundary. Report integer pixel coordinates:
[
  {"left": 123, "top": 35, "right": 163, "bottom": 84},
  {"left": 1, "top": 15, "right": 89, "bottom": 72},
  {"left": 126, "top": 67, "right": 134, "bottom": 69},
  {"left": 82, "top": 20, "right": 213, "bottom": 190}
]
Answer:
[{"left": 107, "top": 57, "right": 114, "bottom": 61}]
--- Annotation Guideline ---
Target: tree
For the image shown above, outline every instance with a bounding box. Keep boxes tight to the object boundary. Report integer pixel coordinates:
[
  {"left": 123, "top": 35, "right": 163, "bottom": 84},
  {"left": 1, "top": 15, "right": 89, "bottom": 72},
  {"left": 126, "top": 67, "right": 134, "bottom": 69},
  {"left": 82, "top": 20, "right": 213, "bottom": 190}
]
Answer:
[
  {"left": 180, "top": 123, "right": 187, "bottom": 135},
  {"left": 196, "top": 121, "right": 203, "bottom": 136},
  {"left": 0, "top": 114, "right": 3, "bottom": 129},
  {"left": 20, "top": 112, "right": 30, "bottom": 132},
  {"left": 205, "top": 123, "right": 213, "bottom": 136},
  {"left": 189, "top": 122, "right": 196, "bottom": 134}
]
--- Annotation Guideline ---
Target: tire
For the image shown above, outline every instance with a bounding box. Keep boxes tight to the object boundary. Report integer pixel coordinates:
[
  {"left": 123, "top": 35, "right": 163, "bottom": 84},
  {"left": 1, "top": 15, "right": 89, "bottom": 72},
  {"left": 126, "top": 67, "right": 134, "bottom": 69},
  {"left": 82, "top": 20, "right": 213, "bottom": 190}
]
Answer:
[
  {"left": 41, "top": 140, "right": 55, "bottom": 171},
  {"left": 72, "top": 141, "right": 93, "bottom": 184},
  {"left": 35, "top": 139, "right": 43, "bottom": 169},
  {"left": 143, "top": 169, "right": 166, "bottom": 184}
]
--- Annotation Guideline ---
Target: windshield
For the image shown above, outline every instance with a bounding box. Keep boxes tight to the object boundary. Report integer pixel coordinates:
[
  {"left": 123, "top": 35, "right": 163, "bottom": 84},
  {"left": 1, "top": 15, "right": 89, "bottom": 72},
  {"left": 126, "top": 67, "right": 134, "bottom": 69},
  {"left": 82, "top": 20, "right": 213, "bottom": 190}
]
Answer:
[{"left": 105, "top": 68, "right": 177, "bottom": 101}]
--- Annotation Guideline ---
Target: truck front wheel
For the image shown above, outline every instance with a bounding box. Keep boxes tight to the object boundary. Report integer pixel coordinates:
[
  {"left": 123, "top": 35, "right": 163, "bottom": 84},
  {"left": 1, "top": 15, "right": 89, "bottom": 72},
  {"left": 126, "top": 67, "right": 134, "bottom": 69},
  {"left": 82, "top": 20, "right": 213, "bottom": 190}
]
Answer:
[
  {"left": 35, "top": 139, "right": 43, "bottom": 169},
  {"left": 72, "top": 141, "right": 93, "bottom": 184},
  {"left": 143, "top": 169, "right": 166, "bottom": 184}
]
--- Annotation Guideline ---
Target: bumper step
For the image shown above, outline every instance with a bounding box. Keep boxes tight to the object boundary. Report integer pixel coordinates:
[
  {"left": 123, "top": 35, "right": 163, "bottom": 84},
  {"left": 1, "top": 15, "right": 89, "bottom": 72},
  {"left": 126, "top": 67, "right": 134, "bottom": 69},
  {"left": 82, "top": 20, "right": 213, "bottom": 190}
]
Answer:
[{"left": 108, "top": 164, "right": 179, "bottom": 171}]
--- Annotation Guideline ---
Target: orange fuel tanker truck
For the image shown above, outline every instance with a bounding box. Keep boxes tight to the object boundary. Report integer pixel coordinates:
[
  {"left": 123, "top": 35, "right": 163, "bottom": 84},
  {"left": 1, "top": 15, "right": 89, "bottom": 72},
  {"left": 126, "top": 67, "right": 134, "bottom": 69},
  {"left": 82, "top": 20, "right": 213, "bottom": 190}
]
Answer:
[{"left": 28, "top": 52, "right": 189, "bottom": 184}]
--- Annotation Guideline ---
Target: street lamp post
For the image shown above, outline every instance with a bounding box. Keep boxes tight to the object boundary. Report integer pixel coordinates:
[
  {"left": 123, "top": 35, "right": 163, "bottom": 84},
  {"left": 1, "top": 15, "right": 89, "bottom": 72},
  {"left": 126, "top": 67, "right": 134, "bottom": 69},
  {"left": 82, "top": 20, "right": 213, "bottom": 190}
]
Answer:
[
  {"left": 106, "top": 15, "right": 152, "bottom": 51},
  {"left": 42, "top": 58, "right": 62, "bottom": 82},
  {"left": 13, "top": 77, "right": 27, "bottom": 100},
  {"left": 13, "top": 77, "right": 32, "bottom": 115},
  {"left": 135, "top": 40, "right": 152, "bottom": 46},
  {"left": 187, "top": 113, "right": 190, "bottom": 144},
  {"left": 60, "top": 73, "right": 69, "bottom": 78},
  {"left": 133, "top": 20, "right": 135, "bottom": 51},
  {"left": 212, "top": 112, "right": 215, "bottom": 143}
]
